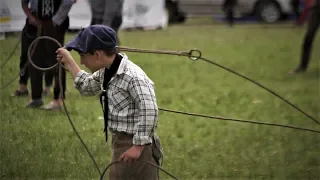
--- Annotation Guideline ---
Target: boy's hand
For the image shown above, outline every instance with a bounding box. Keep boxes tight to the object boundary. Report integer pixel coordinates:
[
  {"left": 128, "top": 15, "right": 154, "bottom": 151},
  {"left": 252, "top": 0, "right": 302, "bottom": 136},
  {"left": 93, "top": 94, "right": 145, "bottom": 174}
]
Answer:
[
  {"left": 119, "top": 145, "right": 145, "bottom": 164},
  {"left": 56, "top": 48, "right": 73, "bottom": 64},
  {"left": 56, "top": 48, "right": 81, "bottom": 79}
]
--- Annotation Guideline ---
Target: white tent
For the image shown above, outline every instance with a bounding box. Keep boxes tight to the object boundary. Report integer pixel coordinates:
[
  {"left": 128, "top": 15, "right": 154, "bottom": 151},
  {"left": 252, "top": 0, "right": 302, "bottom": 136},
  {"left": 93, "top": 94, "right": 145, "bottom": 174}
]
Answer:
[{"left": 0, "top": 0, "right": 168, "bottom": 33}]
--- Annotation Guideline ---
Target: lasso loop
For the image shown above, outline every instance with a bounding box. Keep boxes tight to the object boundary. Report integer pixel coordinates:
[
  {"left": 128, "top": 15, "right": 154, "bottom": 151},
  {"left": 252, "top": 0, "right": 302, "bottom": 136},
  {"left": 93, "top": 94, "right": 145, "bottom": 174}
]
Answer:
[
  {"left": 27, "top": 36, "right": 103, "bottom": 176},
  {"left": 27, "top": 36, "right": 65, "bottom": 71},
  {"left": 188, "top": 49, "right": 202, "bottom": 61}
]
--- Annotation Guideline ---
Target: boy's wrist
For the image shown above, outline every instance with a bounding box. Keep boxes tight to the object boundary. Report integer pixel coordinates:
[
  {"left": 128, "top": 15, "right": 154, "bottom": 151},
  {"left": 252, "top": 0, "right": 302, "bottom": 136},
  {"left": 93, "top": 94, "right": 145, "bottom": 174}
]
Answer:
[
  {"left": 66, "top": 60, "right": 81, "bottom": 79},
  {"left": 132, "top": 145, "right": 145, "bottom": 153}
]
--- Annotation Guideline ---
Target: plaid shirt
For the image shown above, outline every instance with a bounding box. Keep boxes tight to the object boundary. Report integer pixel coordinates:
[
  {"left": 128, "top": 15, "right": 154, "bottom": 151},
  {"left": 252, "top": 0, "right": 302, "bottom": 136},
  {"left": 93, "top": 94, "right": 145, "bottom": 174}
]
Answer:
[
  {"left": 22, "top": 0, "right": 74, "bottom": 26},
  {"left": 74, "top": 54, "right": 159, "bottom": 145}
]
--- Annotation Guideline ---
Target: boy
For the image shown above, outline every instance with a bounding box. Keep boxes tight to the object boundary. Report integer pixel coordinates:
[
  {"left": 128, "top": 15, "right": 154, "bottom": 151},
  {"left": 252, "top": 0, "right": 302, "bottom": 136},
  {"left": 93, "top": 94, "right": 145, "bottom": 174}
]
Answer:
[{"left": 56, "top": 25, "right": 162, "bottom": 179}]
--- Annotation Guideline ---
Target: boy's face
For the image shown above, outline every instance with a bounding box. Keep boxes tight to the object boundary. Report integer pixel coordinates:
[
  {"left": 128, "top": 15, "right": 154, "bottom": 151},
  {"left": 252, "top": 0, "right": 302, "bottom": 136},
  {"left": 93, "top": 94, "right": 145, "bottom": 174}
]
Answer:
[
  {"left": 78, "top": 52, "right": 100, "bottom": 72},
  {"left": 78, "top": 50, "right": 116, "bottom": 72}
]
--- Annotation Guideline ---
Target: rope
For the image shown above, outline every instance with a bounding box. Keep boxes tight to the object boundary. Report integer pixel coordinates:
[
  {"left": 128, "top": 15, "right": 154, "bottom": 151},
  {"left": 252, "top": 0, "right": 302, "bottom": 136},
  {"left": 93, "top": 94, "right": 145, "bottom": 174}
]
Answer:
[
  {"left": 0, "top": 45, "right": 31, "bottom": 91},
  {"left": 100, "top": 160, "right": 179, "bottom": 180},
  {"left": 0, "top": 25, "right": 39, "bottom": 91},
  {"left": 159, "top": 108, "right": 320, "bottom": 134},
  {"left": 25, "top": 37, "right": 319, "bottom": 180},
  {"left": 27, "top": 36, "right": 65, "bottom": 72},
  {"left": 0, "top": 24, "right": 39, "bottom": 72},
  {"left": 117, "top": 46, "right": 202, "bottom": 61},
  {"left": 6, "top": 40, "right": 318, "bottom": 127},
  {"left": 27, "top": 36, "right": 102, "bottom": 176},
  {"left": 116, "top": 46, "right": 319, "bottom": 125},
  {"left": 0, "top": 74, "right": 19, "bottom": 91},
  {"left": 198, "top": 57, "right": 320, "bottom": 125},
  {"left": 0, "top": 39, "right": 21, "bottom": 69}
]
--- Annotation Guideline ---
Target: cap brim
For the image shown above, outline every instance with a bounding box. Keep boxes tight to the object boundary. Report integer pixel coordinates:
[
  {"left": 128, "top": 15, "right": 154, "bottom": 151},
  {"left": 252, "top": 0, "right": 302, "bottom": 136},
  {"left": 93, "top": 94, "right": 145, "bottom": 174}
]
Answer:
[{"left": 65, "top": 36, "right": 84, "bottom": 53}]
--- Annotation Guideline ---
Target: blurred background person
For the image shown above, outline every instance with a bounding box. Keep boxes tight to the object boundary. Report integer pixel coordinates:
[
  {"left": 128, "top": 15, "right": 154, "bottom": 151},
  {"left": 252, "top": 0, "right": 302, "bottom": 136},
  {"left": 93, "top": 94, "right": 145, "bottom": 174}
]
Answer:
[
  {"left": 296, "top": 0, "right": 315, "bottom": 25},
  {"left": 24, "top": 0, "right": 75, "bottom": 109},
  {"left": 222, "top": 0, "right": 237, "bottom": 26},
  {"left": 89, "top": 0, "right": 123, "bottom": 43},
  {"left": 13, "top": 0, "right": 54, "bottom": 97},
  {"left": 291, "top": 0, "right": 301, "bottom": 20},
  {"left": 291, "top": 0, "right": 319, "bottom": 73}
]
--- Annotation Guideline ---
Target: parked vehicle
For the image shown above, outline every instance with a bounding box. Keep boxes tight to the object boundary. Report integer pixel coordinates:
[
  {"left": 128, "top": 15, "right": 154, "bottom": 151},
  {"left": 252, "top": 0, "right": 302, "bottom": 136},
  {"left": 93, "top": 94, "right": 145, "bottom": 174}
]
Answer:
[
  {"left": 166, "top": 0, "right": 293, "bottom": 23},
  {"left": 238, "top": 0, "right": 292, "bottom": 22}
]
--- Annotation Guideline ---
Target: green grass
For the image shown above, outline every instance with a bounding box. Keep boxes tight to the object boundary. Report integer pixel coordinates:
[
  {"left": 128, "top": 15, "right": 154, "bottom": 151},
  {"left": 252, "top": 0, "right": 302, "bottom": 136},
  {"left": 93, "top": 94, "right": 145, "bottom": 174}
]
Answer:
[{"left": 0, "top": 22, "right": 319, "bottom": 180}]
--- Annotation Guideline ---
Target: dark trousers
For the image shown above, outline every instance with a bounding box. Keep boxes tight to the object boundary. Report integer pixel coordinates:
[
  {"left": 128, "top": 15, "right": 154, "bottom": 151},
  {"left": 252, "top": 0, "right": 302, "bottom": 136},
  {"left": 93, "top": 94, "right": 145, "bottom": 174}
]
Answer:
[
  {"left": 90, "top": 15, "right": 122, "bottom": 45},
  {"left": 291, "top": 0, "right": 301, "bottom": 18},
  {"left": 223, "top": 0, "right": 237, "bottom": 26},
  {"left": 29, "top": 21, "right": 67, "bottom": 100},
  {"left": 19, "top": 18, "right": 54, "bottom": 87},
  {"left": 89, "top": 0, "right": 123, "bottom": 44},
  {"left": 91, "top": 15, "right": 122, "bottom": 33},
  {"left": 91, "top": 15, "right": 122, "bottom": 45},
  {"left": 109, "top": 131, "right": 159, "bottom": 180},
  {"left": 299, "top": 5, "right": 320, "bottom": 69},
  {"left": 226, "top": 8, "right": 235, "bottom": 26}
]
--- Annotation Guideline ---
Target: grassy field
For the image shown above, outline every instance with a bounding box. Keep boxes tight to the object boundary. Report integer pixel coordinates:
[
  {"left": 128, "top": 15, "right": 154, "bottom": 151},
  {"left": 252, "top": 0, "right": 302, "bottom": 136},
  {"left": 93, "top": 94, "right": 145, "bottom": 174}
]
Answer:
[{"left": 0, "top": 21, "right": 319, "bottom": 180}]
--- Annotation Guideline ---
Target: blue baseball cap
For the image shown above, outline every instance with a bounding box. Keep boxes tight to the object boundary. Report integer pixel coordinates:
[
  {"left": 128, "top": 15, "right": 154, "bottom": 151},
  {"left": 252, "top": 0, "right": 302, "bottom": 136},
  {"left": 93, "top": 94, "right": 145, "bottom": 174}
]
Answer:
[{"left": 65, "top": 25, "right": 117, "bottom": 53}]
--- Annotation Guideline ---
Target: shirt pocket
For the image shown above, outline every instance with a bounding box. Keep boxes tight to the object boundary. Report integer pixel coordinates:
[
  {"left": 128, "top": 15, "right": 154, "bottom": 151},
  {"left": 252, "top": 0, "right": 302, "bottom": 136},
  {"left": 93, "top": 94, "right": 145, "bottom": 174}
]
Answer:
[{"left": 108, "top": 86, "right": 131, "bottom": 112}]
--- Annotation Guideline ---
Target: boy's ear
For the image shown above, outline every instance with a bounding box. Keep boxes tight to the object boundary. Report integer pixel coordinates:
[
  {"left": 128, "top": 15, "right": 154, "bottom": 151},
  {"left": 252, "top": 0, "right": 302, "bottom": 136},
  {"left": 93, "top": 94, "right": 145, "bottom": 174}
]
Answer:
[{"left": 95, "top": 50, "right": 101, "bottom": 58}]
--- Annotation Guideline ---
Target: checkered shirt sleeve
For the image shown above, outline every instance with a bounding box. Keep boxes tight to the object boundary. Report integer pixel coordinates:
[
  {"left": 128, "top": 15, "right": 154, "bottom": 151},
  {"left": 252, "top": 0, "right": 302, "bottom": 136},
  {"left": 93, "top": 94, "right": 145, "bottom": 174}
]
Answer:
[
  {"left": 74, "top": 70, "right": 103, "bottom": 96},
  {"left": 52, "top": 0, "right": 74, "bottom": 26},
  {"left": 128, "top": 77, "right": 158, "bottom": 145}
]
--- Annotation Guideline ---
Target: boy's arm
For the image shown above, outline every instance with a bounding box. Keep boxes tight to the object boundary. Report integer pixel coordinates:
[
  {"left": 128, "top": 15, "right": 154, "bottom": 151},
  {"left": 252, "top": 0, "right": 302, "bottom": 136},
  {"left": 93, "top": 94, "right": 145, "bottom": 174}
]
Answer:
[
  {"left": 128, "top": 77, "right": 158, "bottom": 146},
  {"left": 74, "top": 70, "right": 103, "bottom": 96},
  {"left": 57, "top": 49, "right": 102, "bottom": 96}
]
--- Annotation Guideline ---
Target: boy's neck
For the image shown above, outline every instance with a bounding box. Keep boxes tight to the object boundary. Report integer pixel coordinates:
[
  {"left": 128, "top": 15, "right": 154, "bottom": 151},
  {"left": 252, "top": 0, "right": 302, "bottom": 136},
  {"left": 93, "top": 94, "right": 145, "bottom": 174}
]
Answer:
[{"left": 103, "top": 55, "right": 117, "bottom": 69}]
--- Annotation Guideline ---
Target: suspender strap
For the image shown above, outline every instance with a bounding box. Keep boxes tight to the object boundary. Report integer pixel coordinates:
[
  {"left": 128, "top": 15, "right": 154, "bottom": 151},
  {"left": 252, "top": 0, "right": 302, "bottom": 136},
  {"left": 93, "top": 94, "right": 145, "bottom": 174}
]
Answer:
[{"left": 99, "top": 54, "right": 122, "bottom": 142}]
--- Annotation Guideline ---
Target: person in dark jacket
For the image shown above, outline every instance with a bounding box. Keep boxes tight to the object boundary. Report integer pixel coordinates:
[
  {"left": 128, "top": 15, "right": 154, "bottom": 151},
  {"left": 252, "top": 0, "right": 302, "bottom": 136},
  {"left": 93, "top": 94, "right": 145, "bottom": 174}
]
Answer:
[
  {"left": 22, "top": 0, "right": 75, "bottom": 109},
  {"left": 12, "top": 13, "right": 54, "bottom": 97}
]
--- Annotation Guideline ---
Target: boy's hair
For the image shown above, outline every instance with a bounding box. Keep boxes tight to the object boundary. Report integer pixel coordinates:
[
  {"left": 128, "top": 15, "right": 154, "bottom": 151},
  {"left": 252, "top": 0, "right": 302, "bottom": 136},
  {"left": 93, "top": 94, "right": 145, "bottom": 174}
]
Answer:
[{"left": 87, "top": 48, "right": 119, "bottom": 57}]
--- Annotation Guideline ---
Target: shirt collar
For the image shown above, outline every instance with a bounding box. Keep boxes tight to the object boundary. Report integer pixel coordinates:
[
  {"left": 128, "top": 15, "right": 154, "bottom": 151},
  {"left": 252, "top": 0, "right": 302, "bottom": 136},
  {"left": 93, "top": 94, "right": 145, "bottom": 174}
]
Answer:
[
  {"left": 102, "top": 53, "right": 128, "bottom": 89},
  {"left": 116, "top": 53, "right": 128, "bottom": 75}
]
